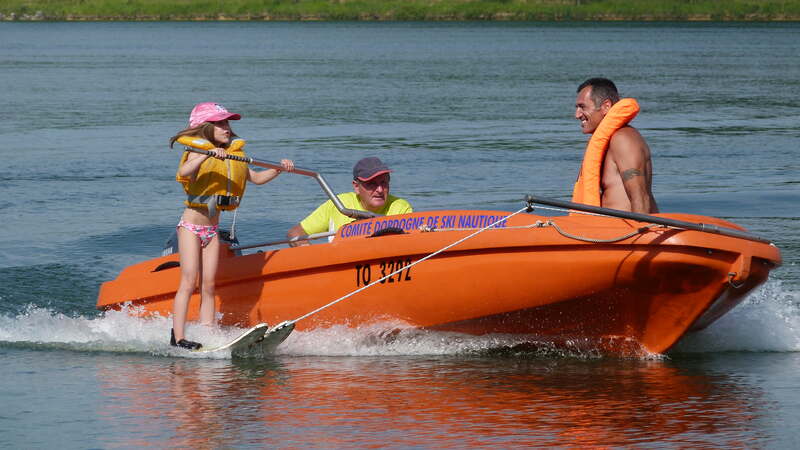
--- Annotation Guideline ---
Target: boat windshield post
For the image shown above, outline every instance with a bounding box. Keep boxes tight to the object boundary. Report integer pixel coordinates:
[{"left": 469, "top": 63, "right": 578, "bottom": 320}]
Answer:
[
  {"left": 247, "top": 155, "right": 380, "bottom": 221},
  {"left": 178, "top": 147, "right": 380, "bottom": 221}
]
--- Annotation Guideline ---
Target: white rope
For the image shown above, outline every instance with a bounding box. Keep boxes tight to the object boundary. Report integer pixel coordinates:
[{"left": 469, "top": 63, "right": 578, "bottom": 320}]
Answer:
[
  {"left": 230, "top": 208, "right": 238, "bottom": 241},
  {"left": 287, "top": 206, "right": 529, "bottom": 326},
  {"left": 432, "top": 219, "right": 653, "bottom": 243},
  {"left": 524, "top": 204, "right": 661, "bottom": 243},
  {"left": 547, "top": 220, "right": 656, "bottom": 243}
]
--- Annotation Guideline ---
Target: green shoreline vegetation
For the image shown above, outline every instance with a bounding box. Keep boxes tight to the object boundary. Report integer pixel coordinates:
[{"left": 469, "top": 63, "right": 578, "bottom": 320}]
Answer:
[{"left": 1, "top": 0, "right": 799, "bottom": 21}]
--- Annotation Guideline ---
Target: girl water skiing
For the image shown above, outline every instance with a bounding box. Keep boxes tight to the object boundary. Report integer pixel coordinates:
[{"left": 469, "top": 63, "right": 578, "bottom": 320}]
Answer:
[{"left": 168, "top": 102, "right": 294, "bottom": 349}]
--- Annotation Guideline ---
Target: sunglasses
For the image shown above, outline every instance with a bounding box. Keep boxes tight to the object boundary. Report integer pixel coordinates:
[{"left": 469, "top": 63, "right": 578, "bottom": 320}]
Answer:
[{"left": 356, "top": 176, "right": 390, "bottom": 190}]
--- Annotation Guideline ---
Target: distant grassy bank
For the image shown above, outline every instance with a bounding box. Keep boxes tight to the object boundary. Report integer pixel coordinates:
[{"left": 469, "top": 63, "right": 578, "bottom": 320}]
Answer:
[{"left": 2, "top": 0, "right": 799, "bottom": 21}]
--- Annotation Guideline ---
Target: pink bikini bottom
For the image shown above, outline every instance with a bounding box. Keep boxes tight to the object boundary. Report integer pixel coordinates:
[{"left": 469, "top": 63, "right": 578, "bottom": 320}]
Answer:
[{"left": 177, "top": 220, "right": 219, "bottom": 247}]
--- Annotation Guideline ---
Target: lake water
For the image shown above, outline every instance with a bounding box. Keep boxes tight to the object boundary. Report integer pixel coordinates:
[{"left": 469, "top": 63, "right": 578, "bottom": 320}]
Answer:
[{"left": 1, "top": 21, "right": 799, "bottom": 447}]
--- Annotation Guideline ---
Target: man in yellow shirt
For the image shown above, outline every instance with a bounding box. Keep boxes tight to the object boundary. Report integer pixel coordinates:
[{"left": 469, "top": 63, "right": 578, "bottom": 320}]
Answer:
[{"left": 287, "top": 157, "right": 413, "bottom": 245}]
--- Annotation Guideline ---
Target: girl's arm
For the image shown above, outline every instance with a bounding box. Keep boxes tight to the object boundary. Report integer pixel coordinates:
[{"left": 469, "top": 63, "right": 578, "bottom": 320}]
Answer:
[
  {"left": 248, "top": 159, "right": 295, "bottom": 185},
  {"left": 178, "top": 148, "right": 226, "bottom": 178}
]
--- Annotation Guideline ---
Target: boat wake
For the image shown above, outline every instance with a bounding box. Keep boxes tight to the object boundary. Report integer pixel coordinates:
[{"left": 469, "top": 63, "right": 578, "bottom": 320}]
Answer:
[
  {"left": 0, "top": 280, "right": 797, "bottom": 358},
  {"left": 672, "top": 279, "right": 800, "bottom": 353}
]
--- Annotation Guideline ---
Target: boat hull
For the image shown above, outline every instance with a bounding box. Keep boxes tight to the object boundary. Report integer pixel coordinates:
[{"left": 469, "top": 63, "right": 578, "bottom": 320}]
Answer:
[{"left": 96, "top": 210, "right": 781, "bottom": 354}]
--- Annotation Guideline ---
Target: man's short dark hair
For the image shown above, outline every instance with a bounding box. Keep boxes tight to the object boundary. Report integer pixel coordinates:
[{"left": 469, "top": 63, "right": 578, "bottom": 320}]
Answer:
[{"left": 577, "top": 78, "right": 620, "bottom": 107}]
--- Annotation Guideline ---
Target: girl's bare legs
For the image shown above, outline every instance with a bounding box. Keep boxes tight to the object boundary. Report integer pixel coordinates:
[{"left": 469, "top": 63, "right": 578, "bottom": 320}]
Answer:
[
  {"left": 173, "top": 226, "right": 201, "bottom": 342},
  {"left": 198, "top": 235, "right": 220, "bottom": 326}
]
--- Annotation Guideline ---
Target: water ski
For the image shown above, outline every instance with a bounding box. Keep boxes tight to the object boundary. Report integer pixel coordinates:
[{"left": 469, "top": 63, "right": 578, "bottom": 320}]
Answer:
[{"left": 192, "top": 321, "right": 295, "bottom": 358}]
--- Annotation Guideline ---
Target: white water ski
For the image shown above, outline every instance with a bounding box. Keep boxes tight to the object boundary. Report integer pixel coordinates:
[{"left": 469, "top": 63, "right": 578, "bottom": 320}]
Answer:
[{"left": 192, "top": 321, "right": 295, "bottom": 358}]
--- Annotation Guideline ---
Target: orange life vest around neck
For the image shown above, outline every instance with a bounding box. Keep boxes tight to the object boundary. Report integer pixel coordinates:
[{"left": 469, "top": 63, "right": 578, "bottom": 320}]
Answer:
[{"left": 571, "top": 98, "right": 640, "bottom": 207}]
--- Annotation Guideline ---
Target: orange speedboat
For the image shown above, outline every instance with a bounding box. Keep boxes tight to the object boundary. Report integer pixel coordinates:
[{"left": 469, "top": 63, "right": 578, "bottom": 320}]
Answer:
[
  {"left": 96, "top": 198, "right": 780, "bottom": 355},
  {"left": 95, "top": 155, "right": 782, "bottom": 355}
]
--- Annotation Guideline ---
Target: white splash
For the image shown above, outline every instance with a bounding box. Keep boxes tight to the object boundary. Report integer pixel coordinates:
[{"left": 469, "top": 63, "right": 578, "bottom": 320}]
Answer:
[
  {"left": 1, "top": 279, "right": 797, "bottom": 358},
  {"left": 672, "top": 279, "right": 800, "bottom": 353},
  {"left": 0, "top": 307, "right": 548, "bottom": 358},
  {"left": 278, "top": 321, "right": 541, "bottom": 357},
  {"left": 0, "top": 305, "right": 249, "bottom": 358}
]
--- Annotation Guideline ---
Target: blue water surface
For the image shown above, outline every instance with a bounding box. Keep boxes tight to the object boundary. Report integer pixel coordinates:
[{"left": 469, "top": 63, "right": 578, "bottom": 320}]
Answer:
[{"left": 0, "top": 21, "right": 799, "bottom": 448}]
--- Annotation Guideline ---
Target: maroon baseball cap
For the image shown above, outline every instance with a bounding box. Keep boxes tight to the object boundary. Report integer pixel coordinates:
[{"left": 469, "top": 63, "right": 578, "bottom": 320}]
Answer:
[{"left": 353, "top": 157, "right": 392, "bottom": 181}]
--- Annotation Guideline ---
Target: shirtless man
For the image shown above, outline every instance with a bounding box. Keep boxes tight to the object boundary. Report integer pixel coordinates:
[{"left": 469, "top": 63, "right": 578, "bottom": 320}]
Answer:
[{"left": 574, "top": 78, "right": 658, "bottom": 213}]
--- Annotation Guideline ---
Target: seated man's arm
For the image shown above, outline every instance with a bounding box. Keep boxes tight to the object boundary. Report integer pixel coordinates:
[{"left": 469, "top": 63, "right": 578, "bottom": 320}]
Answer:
[
  {"left": 287, "top": 224, "right": 310, "bottom": 247},
  {"left": 287, "top": 200, "right": 335, "bottom": 246},
  {"left": 609, "top": 128, "right": 655, "bottom": 214}
]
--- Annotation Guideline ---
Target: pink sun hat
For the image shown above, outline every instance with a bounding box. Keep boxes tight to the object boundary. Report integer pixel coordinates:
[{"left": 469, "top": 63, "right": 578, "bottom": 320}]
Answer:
[{"left": 188, "top": 102, "right": 242, "bottom": 128}]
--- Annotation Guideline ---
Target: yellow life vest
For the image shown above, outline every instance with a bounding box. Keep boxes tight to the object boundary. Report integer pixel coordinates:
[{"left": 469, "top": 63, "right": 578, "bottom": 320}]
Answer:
[
  {"left": 571, "top": 98, "right": 640, "bottom": 208},
  {"left": 175, "top": 136, "right": 249, "bottom": 217}
]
